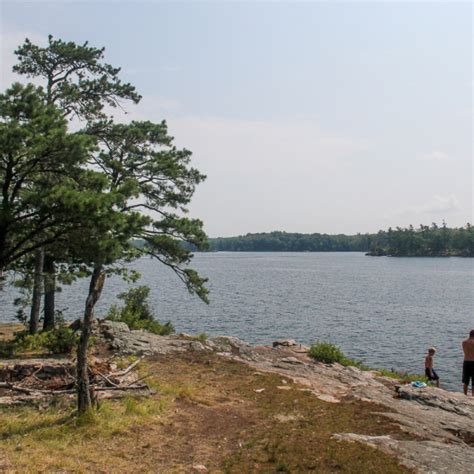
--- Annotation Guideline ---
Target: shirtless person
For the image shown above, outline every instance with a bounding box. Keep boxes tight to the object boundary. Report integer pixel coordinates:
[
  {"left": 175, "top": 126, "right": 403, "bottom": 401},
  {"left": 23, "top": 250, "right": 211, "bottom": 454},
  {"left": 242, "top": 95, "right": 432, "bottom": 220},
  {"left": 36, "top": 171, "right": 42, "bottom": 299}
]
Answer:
[
  {"left": 462, "top": 330, "right": 474, "bottom": 396},
  {"left": 425, "top": 347, "right": 440, "bottom": 388}
]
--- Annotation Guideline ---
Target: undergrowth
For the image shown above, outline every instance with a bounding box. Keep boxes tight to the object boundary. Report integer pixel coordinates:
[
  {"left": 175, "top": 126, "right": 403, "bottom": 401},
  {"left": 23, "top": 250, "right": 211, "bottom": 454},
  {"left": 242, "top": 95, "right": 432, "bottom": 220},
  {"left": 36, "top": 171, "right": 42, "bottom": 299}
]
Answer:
[{"left": 0, "top": 326, "right": 78, "bottom": 356}]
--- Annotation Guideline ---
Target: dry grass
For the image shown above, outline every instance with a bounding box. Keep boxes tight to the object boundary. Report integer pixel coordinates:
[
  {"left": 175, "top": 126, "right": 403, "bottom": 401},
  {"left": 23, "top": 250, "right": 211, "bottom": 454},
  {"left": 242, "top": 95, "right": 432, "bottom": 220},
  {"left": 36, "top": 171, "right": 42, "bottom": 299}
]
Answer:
[
  {"left": 0, "top": 351, "right": 414, "bottom": 473},
  {"left": 0, "top": 323, "right": 23, "bottom": 341}
]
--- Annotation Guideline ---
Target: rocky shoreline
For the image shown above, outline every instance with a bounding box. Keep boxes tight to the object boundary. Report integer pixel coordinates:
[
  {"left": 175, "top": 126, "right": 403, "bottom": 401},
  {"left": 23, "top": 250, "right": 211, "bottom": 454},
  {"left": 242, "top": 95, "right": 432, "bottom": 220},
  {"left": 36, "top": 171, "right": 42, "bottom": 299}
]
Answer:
[
  {"left": 1, "top": 320, "right": 473, "bottom": 473},
  {"left": 96, "top": 321, "right": 474, "bottom": 473}
]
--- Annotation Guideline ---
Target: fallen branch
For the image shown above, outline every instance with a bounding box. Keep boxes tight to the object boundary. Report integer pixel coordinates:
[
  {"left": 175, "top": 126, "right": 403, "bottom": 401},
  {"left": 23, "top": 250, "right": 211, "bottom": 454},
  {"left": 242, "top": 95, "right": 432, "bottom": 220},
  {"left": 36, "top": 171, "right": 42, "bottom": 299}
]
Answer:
[
  {"left": 0, "top": 382, "right": 75, "bottom": 395},
  {"left": 96, "top": 372, "right": 120, "bottom": 388},
  {"left": 0, "top": 381, "right": 149, "bottom": 395},
  {"left": 111, "top": 357, "right": 143, "bottom": 377}
]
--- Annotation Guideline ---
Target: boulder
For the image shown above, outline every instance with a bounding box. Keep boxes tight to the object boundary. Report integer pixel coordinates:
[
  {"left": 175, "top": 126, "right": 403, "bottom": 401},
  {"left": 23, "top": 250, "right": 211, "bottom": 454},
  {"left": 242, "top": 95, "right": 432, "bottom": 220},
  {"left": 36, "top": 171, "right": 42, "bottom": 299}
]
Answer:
[
  {"left": 272, "top": 339, "right": 297, "bottom": 347},
  {"left": 99, "top": 320, "right": 130, "bottom": 340}
]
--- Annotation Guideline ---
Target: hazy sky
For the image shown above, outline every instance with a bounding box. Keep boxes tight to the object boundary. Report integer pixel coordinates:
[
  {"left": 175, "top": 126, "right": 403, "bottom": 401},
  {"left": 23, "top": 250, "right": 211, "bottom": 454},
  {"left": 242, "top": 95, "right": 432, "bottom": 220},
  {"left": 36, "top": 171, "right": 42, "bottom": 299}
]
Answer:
[{"left": 1, "top": 1, "right": 472, "bottom": 237}]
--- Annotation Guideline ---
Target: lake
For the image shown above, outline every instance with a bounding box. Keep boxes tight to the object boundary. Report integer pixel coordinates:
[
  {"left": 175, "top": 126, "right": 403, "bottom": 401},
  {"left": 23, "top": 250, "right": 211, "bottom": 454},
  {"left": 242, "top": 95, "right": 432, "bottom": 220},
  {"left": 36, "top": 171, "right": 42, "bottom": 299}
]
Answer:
[{"left": 1, "top": 252, "right": 473, "bottom": 391}]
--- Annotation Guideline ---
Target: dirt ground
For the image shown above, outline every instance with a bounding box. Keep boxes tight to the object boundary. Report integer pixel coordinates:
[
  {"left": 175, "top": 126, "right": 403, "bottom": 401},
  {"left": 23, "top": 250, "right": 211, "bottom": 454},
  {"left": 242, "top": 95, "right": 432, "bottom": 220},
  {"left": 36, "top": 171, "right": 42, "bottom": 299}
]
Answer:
[{"left": 0, "top": 350, "right": 414, "bottom": 473}]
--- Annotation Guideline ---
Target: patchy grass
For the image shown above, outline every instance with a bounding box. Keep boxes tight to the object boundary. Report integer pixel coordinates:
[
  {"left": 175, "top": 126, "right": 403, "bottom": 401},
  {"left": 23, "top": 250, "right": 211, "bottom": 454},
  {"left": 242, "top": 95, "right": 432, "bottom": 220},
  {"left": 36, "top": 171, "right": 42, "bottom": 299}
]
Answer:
[
  {"left": 114, "top": 354, "right": 140, "bottom": 370},
  {"left": 376, "top": 368, "right": 429, "bottom": 384},
  {"left": 0, "top": 351, "right": 414, "bottom": 473},
  {"left": 178, "top": 332, "right": 209, "bottom": 342}
]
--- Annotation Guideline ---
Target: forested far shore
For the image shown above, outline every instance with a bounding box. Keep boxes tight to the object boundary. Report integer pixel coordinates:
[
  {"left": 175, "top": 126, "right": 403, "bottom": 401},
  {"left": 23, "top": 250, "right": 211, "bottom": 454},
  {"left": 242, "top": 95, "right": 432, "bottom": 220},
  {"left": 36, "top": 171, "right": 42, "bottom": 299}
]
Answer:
[{"left": 201, "top": 223, "right": 473, "bottom": 257}]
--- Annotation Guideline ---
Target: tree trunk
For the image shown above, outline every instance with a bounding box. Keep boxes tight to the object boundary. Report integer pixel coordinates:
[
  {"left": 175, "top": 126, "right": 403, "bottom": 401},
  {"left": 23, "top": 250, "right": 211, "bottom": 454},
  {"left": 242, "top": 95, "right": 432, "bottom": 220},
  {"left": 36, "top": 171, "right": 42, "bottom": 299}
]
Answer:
[
  {"left": 29, "top": 249, "right": 44, "bottom": 334},
  {"left": 76, "top": 265, "right": 105, "bottom": 414},
  {"left": 43, "top": 255, "right": 56, "bottom": 330}
]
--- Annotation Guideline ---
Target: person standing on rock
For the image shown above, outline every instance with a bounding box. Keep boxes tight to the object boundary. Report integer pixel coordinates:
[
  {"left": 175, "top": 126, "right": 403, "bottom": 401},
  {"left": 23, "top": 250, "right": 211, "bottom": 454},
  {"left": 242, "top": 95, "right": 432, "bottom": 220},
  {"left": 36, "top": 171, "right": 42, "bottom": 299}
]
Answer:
[
  {"left": 425, "top": 347, "right": 440, "bottom": 388},
  {"left": 462, "top": 330, "right": 474, "bottom": 396}
]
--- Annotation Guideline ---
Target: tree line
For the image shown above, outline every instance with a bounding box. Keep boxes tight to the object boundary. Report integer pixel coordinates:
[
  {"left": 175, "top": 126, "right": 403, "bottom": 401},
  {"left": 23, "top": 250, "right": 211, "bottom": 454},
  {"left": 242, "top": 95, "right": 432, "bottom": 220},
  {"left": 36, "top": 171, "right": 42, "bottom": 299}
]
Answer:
[
  {"left": 205, "top": 224, "right": 473, "bottom": 257},
  {"left": 208, "top": 231, "right": 370, "bottom": 252},
  {"left": 0, "top": 36, "right": 208, "bottom": 413}
]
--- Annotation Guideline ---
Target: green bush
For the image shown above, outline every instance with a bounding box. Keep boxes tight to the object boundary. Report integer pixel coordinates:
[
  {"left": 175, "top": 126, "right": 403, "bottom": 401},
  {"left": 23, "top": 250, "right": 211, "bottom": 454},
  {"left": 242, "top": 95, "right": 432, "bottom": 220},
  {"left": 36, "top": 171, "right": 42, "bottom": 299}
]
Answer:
[
  {"left": 106, "top": 286, "right": 174, "bottom": 336},
  {"left": 308, "top": 342, "right": 347, "bottom": 364},
  {"left": 308, "top": 342, "right": 370, "bottom": 370},
  {"left": 13, "top": 327, "right": 77, "bottom": 354},
  {"left": 43, "top": 326, "right": 78, "bottom": 354}
]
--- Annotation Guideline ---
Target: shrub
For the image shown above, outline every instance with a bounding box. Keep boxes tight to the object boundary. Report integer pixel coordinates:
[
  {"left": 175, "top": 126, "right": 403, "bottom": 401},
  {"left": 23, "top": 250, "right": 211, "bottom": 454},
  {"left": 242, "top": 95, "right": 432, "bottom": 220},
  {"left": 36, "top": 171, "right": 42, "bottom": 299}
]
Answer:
[
  {"left": 43, "top": 326, "right": 77, "bottom": 354},
  {"left": 13, "top": 327, "right": 77, "bottom": 354},
  {"left": 308, "top": 342, "right": 347, "bottom": 364},
  {"left": 106, "top": 286, "right": 174, "bottom": 336},
  {"left": 308, "top": 342, "right": 370, "bottom": 370}
]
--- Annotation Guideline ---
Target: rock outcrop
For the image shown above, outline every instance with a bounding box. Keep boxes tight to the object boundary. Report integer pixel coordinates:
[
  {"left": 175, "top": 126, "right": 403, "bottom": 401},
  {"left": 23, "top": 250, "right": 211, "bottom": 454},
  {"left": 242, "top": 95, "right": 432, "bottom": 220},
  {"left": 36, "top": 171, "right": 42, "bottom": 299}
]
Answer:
[
  {"left": 94, "top": 321, "right": 474, "bottom": 473},
  {"left": 97, "top": 321, "right": 257, "bottom": 359}
]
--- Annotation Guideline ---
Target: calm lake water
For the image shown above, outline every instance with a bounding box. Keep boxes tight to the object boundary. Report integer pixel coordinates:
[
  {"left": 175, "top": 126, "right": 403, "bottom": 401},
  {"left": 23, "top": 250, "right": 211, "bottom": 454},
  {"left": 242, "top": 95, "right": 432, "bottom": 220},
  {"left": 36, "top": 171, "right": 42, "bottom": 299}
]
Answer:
[{"left": 1, "top": 252, "right": 473, "bottom": 391}]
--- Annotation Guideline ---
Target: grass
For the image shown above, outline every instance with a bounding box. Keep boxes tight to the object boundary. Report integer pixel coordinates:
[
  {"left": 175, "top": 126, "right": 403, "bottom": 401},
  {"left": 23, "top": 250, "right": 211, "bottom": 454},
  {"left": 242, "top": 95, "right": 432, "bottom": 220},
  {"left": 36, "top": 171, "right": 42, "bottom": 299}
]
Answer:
[
  {"left": 114, "top": 354, "right": 139, "bottom": 370},
  {"left": 179, "top": 332, "right": 209, "bottom": 342},
  {"left": 0, "top": 396, "right": 166, "bottom": 441},
  {"left": 0, "top": 351, "right": 415, "bottom": 472},
  {"left": 0, "top": 388, "right": 178, "bottom": 471},
  {"left": 376, "top": 368, "right": 429, "bottom": 383}
]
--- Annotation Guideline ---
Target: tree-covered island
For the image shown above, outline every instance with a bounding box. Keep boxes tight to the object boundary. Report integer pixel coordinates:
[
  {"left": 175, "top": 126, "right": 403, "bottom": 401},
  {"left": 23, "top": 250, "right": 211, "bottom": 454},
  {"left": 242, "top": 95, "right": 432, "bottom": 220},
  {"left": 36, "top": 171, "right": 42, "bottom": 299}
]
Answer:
[{"left": 206, "top": 223, "right": 473, "bottom": 257}]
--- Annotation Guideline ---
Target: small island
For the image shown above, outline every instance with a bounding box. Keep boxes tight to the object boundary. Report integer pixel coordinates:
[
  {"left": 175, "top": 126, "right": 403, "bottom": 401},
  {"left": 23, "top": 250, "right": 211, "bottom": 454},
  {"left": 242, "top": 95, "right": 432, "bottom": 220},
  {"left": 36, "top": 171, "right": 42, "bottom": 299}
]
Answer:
[{"left": 366, "top": 223, "right": 473, "bottom": 257}]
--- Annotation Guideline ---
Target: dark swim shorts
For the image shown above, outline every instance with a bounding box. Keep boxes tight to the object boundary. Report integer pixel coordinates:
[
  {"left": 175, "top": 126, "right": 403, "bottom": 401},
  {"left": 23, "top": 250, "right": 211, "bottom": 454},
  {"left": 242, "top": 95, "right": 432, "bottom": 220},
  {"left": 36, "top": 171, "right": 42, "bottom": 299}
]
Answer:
[
  {"left": 462, "top": 361, "right": 474, "bottom": 385},
  {"left": 425, "top": 368, "right": 439, "bottom": 381}
]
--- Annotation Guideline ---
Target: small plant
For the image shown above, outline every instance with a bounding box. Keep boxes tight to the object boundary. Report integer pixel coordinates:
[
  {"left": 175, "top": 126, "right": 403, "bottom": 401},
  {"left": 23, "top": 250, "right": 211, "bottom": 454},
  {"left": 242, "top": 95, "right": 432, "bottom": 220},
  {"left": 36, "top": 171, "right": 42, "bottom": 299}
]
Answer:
[
  {"left": 309, "top": 342, "right": 347, "bottom": 364},
  {"left": 309, "top": 342, "right": 370, "bottom": 370},
  {"left": 106, "top": 286, "right": 174, "bottom": 336}
]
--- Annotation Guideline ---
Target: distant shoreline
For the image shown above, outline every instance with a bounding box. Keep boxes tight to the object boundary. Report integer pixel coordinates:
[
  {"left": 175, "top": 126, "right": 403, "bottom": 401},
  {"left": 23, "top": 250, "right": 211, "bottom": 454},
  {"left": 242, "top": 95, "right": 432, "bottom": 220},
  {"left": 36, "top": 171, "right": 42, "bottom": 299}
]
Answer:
[
  {"left": 192, "top": 225, "right": 474, "bottom": 256},
  {"left": 192, "top": 249, "right": 473, "bottom": 257}
]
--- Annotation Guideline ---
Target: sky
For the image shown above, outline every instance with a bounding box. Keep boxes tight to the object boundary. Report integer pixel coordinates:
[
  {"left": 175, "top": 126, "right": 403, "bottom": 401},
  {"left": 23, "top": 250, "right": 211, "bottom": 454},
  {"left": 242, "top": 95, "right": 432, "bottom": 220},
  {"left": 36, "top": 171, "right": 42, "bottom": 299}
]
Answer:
[{"left": 0, "top": 1, "right": 472, "bottom": 237}]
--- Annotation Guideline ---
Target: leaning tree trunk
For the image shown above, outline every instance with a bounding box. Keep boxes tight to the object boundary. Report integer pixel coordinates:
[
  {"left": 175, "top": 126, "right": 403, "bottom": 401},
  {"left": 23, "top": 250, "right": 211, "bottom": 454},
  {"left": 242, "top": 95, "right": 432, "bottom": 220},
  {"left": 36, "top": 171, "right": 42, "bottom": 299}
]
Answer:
[
  {"left": 76, "top": 265, "right": 105, "bottom": 414},
  {"left": 29, "top": 248, "right": 44, "bottom": 334},
  {"left": 43, "top": 255, "right": 56, "bottom": 330}
]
